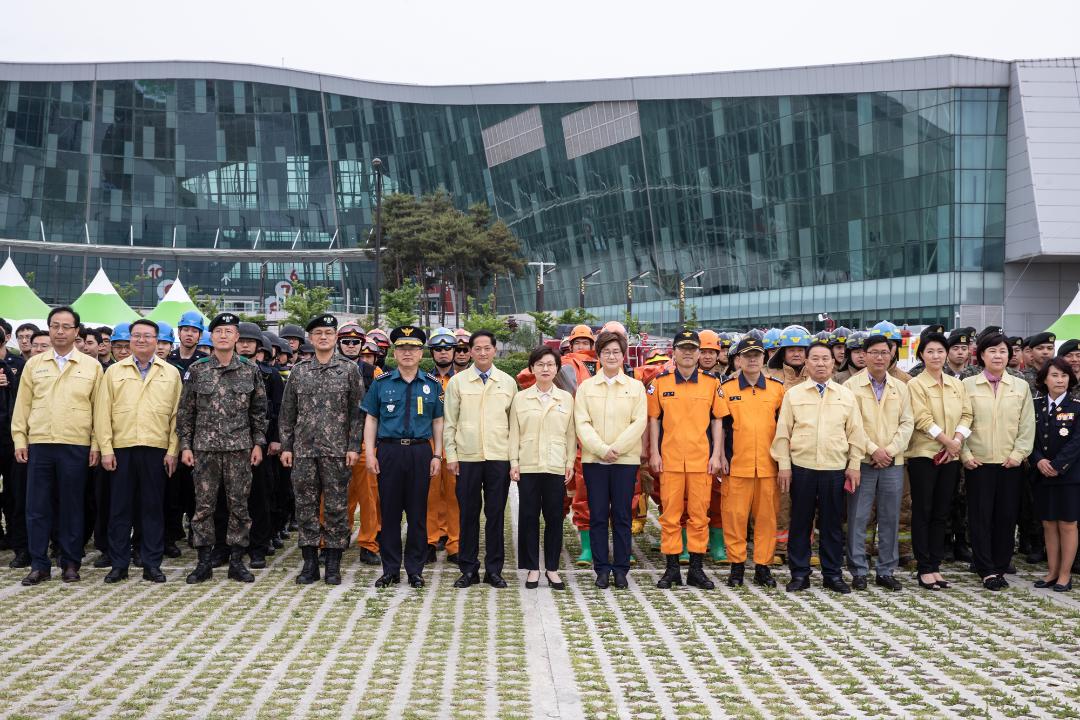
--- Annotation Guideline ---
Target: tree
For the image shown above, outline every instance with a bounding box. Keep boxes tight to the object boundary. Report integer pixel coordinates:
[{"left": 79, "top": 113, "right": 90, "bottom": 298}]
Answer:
[
  {"left": 187, "top": 284, "right": 219, "bottom": 319},
  {"left": 463, "top": 295, "right": 512, "bottom": 341},
  {"left": 113, "top": 273, "right": 151, "bottom": 303},
  {"left": 381, "top": 279, "right": 421, "bottom": 328},
  {"left": 527, "top": 311, "right": 558, "bottom": 339},
  {"left": 283, "top": 282, "right": 332, "bottom": 327},
  {"left": 624, "top": 312, "right": 650, "bottom": 338},
  {"left": 672, "top": 301, "right": 700, "bottom": 330},
  {"left": 556, "top": 307, "right": 598, "bottom": 326},
  {"left": 24, "top": 271, "right": 35, "bottom": 289}
]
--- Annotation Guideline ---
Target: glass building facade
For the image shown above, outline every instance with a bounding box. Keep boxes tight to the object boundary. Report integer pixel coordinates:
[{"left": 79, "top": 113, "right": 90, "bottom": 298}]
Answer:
[{"left": 0, "top": 61, "right": 1010, "bottom": 329}]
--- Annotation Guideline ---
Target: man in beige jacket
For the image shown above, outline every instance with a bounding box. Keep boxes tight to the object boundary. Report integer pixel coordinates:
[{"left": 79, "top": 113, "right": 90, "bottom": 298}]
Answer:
[{"left": 443, "top": 330, "right": 517, "bottom": 589}]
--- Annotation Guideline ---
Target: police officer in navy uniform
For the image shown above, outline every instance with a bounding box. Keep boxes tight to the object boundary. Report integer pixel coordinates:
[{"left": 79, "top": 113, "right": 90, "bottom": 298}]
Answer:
[{"left": 361, "top": 326, "right": 444, "bottom": 588}]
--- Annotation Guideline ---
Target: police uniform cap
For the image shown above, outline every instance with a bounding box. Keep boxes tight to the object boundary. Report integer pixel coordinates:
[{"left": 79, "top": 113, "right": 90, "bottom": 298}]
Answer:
[
  {"left": 1057, "top": 339, "right": 1080, "bottom": 357},
  {"left": 238, "top": 322, "right": 263, "bottom": 342},
  {"left": 390, "top": 325, "right": 426, "bottom": 347},
  {"left": 209, "top": 313, "right": 240, "bottom": 332},
  {"left": 735, "top": 337, "right": 765, "bottom": 355},
  {"left": 306, "top": 314, "right": 338, "bottom": 333},
  {"left": 1025, "top": 331, "right": 1056, "bottom": 348},
  {"left": 673, "top": 329, "right": 700, "bottom": 348}
]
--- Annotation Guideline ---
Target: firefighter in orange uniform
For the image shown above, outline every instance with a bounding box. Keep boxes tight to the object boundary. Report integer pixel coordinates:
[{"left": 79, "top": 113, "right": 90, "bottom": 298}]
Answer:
[
  {"left": 648, "top": 330, "right": 727, "bottom": 590},
  {"left": 717, "top": 336, "right": 785, "bottom": 587},
  {"left": 633, "top": 348, "right": 671, "bottom": 537},
  {"left": 352, "top": 339, "right": 383, "bottom": 564},
  {"left": 425, "top": 328, "right": 460, "bottom": 564}
]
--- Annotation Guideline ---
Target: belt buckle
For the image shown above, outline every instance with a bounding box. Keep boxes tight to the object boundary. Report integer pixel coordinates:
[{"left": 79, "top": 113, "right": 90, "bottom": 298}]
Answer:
[{"left": 400, "top": 439, "right": 410, "bottom": 446}]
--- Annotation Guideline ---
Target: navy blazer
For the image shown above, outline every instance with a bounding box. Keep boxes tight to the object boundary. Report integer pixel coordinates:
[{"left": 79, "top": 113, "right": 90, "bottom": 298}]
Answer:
[{"left": 1031, "top": 393, "right": 1080, "bottom": 485}]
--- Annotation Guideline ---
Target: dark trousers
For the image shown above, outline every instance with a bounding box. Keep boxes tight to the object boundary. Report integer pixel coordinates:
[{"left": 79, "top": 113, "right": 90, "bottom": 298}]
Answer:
[
  {"left": 376, "top": 442, "right": 431, "bottom": 577},
  {"left": 517, "top": 472, "right": 565, "bottom": 571},
  {"left": 947, "top": 471, "right": 970, "bottom": 549},
  {"left": 966, "top": 464, "right": 1021, "bottom": 577},
  {"left": 91, "top": 466, "right": 111, "bottom": 554},
  {"left": 1, "top": 444, "right": 27, "bottom": 551},
  {"left": 26, "top": 444, "right": 89, "bottom": 572},
  {"left": 109, "top": 447, "right": 167, "bottom": 570},
  {"left": 248, "top": 447, "right": 272, "bottom": 551},
  {"left": 164, "top": 461, "right": 187, "bottom": 543},
  {"left": 583, "top": 463, "right": 636, "bottom": 576},
  {"left": 908, "top": 457, "right": 960, "bottom": 574},
  {"left": 788, "top": 465, "right": 845, "bottom": 580},
  {"left": 456, "top": 460, "right": 511, "bottom": 577},
  {"left": 1018, "top": 464, "right": 1044, "bottom": 553}
]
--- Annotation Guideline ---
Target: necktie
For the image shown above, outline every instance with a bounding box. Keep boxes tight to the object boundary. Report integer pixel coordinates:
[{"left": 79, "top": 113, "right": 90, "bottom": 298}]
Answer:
[
  {"left": 1049, "top": 401, "right": 1056, "bottom": 415},
  {"left": 816, "top": 383, "right": 826, "bottom": 397},
  {"left": 479, "top": 371, "right": 488, "bottom": 384}
]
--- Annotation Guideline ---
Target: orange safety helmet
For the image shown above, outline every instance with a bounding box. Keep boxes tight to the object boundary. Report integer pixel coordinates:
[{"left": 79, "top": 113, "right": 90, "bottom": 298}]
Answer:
[
  {"left": 698, "top": 329, "right": 721, "bottom": 352},
  {"left": 367, "top": 328, "right": 390, "bottom": 349},
  {"left": 645, "top": 347, "right": 671, "bottom": 365},
  {"left": 337, "top": 322, "right": 365, "bottom": 340},
  {"left": 568, "top": 324, "right": 594, "bottom": 344}
]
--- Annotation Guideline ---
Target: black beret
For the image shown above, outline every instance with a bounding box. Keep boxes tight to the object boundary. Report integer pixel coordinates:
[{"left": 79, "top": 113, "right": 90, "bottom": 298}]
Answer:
[
  {"left": 306, "top": 314, "right": 338, "bottom": 332},
  {"left": 976, "top": 326, "right": 1004, "bottom": 343},
  {"left": 946, "top": 332, "right": 971, "bottom": 349},
  {"left": 209, "top": 313, "right": 240, "bottom": 331},
  {"left": 1024, "top": 331, "right": 1056, "bottom": 348},
  {"left": 1058, "top": 339, "right": 1080, "bottom": 357}
]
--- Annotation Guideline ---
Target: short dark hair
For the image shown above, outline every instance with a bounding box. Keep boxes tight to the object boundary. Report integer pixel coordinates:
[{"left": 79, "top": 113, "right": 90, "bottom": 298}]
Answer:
[
  {"left": 97, "top": 326, "right": 113, "bottom": 337},
  {"left": 0, "top": 318, "right": 10, "bottom": 336},
  {"left": 16, "top": 323, "right": 39, "bottom": 335},
  {"left": 30, "top": 330, "right": 50, "bottom": 343},
  {"left": 916, "top": 333, "right": 948, "bottom": 360},
  {"left": 594, "top": 331, "right": 627, "bottom": 357},
  {"left": 47, "top": 306, "right": 80, "bottom": 327},
  {"left": 1036, "top": 357, "right": 1078, "bottom": 395},
  {"left": 469, "top": 330, "right": 496, "bottom": 348},
  {"left": 130, "top": 319, "right": 159, "bottom": 337},
  {"left": 528, "top": 345, "right": 561, "bottom": 370},
  {"left": 80, "top": 327, "right": 102, "bottom": 344},
  {"left": 976, "top": 333, "right": 1010, "bottom": 367}
]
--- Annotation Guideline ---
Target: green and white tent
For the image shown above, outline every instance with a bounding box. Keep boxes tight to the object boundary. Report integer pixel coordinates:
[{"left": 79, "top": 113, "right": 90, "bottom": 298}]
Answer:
[
  {"left": 1048, "top": 286, "right": 1080, "bottom": 341},
  {"left": 146, "top": 278, "right": 206, "bottom": 326},
  {"left": 0, "top": 257, "right": 50, "bottom": 328},
  {"left": 71, "top": 267, "right": 140, "bottom": 326}
]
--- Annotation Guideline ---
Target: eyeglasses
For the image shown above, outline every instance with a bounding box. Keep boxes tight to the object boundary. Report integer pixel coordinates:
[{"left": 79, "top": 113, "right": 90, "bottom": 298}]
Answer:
[
  {"left": 49, "top": 324, "right": 77, "bottom": 331},
  {"left": 130, "top": 334, "right": 157, "bottom": 341},
  {"left": 532, "top": 362, "right": 558, "bottom": 370},
  {"left": 339, "top": 339, "right": 362, "bottom": 346},
  {"left": 600, "top": 349, "right": 623, "bottom": 358},
  {"left": 865, "top": 350, "right": 892, "bottom": 358}
]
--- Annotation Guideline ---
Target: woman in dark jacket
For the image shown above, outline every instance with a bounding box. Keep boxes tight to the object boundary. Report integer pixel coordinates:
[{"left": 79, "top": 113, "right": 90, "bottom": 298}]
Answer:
[{"left": 1031, "top": 357, "right": 1080, "bottom": 592}]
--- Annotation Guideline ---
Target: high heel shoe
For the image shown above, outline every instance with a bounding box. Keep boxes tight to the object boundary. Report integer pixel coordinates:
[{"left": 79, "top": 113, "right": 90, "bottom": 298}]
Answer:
[
  {"left": 1034, "top": 577, "right": 1058, "bottom": 589},
  {"left": 1053, "top": 579, "right": 1072, "bottom": 592},
  {"left": 934, "top": 578, "right": 950, "bottom": 589},
  {"left": 545, "top": 571, "right": 565, "bottom": 590},
  {"left": 525, "top": 572, "right": 539, "bottom": 590},
  {"left": 918, "top": 575, "right": 939, "bottom": 591}
]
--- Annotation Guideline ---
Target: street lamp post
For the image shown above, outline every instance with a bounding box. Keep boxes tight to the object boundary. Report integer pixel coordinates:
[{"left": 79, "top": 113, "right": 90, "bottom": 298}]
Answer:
[
  {"left": 527, "top": 260, "right": 556, "bottom": 340},
  {"left": 579, "top": 268, "right": 601, "bottom": 310},
  {"left": 626, "top": 270, "right": 650, "bottom": 317},
  {"left": 372, "top": 157, "right": 383, "bottom": 327},
  {"left": 678, "top": 270, "right": 705, "bottom": 327}
]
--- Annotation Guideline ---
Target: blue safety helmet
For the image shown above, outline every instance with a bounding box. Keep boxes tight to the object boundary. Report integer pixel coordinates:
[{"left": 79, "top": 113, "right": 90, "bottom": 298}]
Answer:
[
  {"left": 762, "top": 328, "right": 782, "bottom": 351},
  {"left": 778, "top": 325, "right": 811, "bottom": 348},
  {"left": 869, "top": 320, "right": 900, "bottom": 343},
  {"left": 428, "top": 327, "right": 457, "bottom": 349},
  {"left": 177, "top": 310, "right": 206, "bottom": 332},
  {"left": 156, "top": 321, "right": 175, "bottom": 344},
  {"left": 198, "top": 331, "right": 212, "bottom": 348},
  {"left": 111, "top": 322, "right": 131, "bottom": 343}
]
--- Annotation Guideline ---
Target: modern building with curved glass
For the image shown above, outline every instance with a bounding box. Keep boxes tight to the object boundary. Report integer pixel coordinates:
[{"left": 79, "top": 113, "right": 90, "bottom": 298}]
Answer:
[{"left": 1, "top": 57, "right": 1077, "bottom": 333}]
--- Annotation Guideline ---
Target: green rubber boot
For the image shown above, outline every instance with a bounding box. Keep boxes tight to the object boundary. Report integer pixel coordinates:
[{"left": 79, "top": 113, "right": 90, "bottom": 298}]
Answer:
[
  {"left": 576, "top": 529, "right": 593, "bottom": 567},
  {"left": 679, "top": 528, "right": 690, "bottom": 566},
  {"left": 708, "top": 527, "right": 727, "bottom": 562}
]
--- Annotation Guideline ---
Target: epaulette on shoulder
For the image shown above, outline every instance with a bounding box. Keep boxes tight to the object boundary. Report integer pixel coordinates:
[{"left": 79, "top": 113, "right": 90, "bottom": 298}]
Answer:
[
  {"left": 191, "top": 357, "right": 211, "bottom": 367},
  {"left": 426, "top": 371, "right": 440, "bottom": 383},
  {"left": 373, "top": 371, "right": 391, "bottom": 381},
  {"left": 236, "top": 355, "right": 253, "bottom": 365}
]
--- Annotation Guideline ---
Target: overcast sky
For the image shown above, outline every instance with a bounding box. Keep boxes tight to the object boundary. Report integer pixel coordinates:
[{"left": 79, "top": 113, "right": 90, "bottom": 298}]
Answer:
[{"left": 2, "top": 0, "right": 1078, "bottom": 85}]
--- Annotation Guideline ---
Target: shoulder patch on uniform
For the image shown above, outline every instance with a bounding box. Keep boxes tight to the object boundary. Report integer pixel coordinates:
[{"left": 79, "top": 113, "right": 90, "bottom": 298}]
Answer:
[
  {"left": 426, "top": 372, "right": 440, "bottom": 383},
  {"left": 647, "top": 385, "right": 655, "bottom": 394},
  {"left": 767, "top": 375, "right": 784, "bottom": 384},
  {"left": 373, "top": 372, "right": 391, "bottom": 381}
]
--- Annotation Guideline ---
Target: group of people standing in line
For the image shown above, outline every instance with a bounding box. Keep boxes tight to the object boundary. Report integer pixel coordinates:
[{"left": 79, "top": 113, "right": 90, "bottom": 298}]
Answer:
[{"left": 1, "top": 308, "right": 1077, "bottom": 596}]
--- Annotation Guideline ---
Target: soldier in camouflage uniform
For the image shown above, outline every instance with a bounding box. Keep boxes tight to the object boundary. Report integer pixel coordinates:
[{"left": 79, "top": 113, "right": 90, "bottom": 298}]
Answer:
[
  {"left": 177, "top": 313, "right": 268, "bottom": 584},
  {"left": 279, "top": 314, "right": 365, "bottom": 585}
]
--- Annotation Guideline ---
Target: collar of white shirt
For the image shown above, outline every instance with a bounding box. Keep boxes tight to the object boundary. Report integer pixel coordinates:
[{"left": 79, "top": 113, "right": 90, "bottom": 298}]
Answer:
[{"left": 53, "top": 349, "right": 75, "bottom": 364}]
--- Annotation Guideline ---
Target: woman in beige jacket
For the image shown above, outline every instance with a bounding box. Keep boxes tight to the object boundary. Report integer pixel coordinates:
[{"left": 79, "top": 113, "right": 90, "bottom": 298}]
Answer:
[
  {"left": 906, "top": 332, "right": 973, "bottom": 590},
  {"left": 509, "top": 346, "right": 575, "bottom": 590},
  {"left": 574, "top": 331, "right": 648, "bottom": 589}
]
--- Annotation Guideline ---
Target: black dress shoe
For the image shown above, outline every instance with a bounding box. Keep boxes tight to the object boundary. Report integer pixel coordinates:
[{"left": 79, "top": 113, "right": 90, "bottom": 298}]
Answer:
[
  {"left": 851, "top": 575, "right": 868, "bottom": 591},
  {"left": 545, "top": 571, "right": 565, "bottom": 590},
  {"left": 982, "top": 576, "right": 1004, "bottom": 591},
  {"left": 9, "top": 549, "right": 32, "bottom": 569},
  {"left": 446, "top": 553, "right": 460, "bottom": 565},
  {"left": 525, "top": 574, "right": 539, "bottom": 589},
  {"left": 163, "top": 542, "right": 182, "bottom": 559},
  {"left": 453, "top": 573, "right": 480, "bottom": 588},
  {"left": 62, "top": 564, "right": 80, "bottom": 583},
  {"left": 92, "top": 553, "right": 112, "bottom": 569},
  {"left": 425, "top": 545, "right": 437, "bottom": 564},
  {"left": 271, "top": 536, "right": 284, "bottom": 550},
  {"left": 1053, "top": 580, "right": 1072, "bottom": 592},
  {"left": 822, "top": 577, "right": 851, "bottom": 594},
  {"left": 358, "top": 548, "right": 381, "bottom": 565},
  {"left": 595, "top": 571, "right": 611, "bottom": 589},
  {"left": 104, "top": 568, "right": 129, "bottom": 583},
  {"left": 21, "top": 568, "right": 50, "bottom": 586},
  {"left": 374, "top": 573, "right": 400, "bottom": 588},
  {"left": 483, "top": 573, "right": 507, "bottom": 589},
  {"left": 142, "top": 566, "right": 166, "bottom": 583},
  {"left": 996, "top": 574, "right": 1010, "bottom": 588},
  {"left": 1034, "top": 577, "right": 1058, "bottom": 589},
  {"left": 786, "top": 576, "right": 810, "bottom": 592},
  {"left": 408, "top": 574, "right": 425, "bottom": 588},
  {"left": 613, "top": 571, "right": 628, "bottom": 589},
  {"left": 876, "top": 575, "right": 902, "bottom": 591}
]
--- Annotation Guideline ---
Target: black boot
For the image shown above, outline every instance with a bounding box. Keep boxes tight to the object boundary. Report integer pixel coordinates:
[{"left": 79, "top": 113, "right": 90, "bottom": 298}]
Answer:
[
  {"left": 249, "top": 546, "right": 267, "bottom": 569},
  {"left": 296, "top": 546, "right": 320, "bottom": 585},
  {"left": 211, "top": 544, "right": 229, "bottom": 568},
  {"left": 324, "top": 549, "right": 342, "bottom": 586},
  {"left": 753, "top": 564, "right": 778, "bottom": 588},
  {"left": 228, "top": 546, "right": 255, "bottom": 583},
  {"left": 726, "top": 562, "right": 745, "bottom": 587},
  {"left": 687, "top": 553, "right": 715, "bottom": 589},
  {"left": 186, "top": 547, "right": 213, "bottom": 584},
  {"left": 656, "top": 554, "right": 682, "bottom": 589}
]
